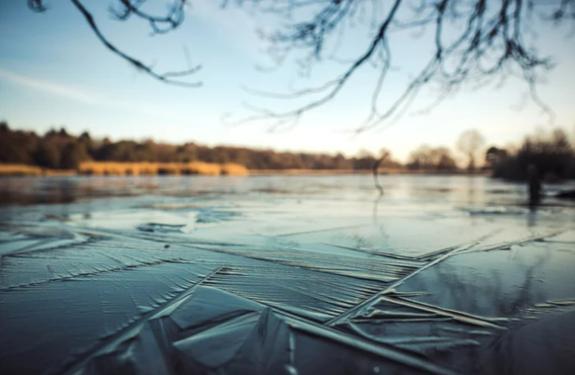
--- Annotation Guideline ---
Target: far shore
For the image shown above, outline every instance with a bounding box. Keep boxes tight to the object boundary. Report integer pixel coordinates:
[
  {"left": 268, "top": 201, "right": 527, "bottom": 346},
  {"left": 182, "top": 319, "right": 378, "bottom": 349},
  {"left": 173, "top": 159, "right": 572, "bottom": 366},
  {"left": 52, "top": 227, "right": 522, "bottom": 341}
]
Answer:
[{"left": 0, "top": 162, "right": 488, "bottom": 177}]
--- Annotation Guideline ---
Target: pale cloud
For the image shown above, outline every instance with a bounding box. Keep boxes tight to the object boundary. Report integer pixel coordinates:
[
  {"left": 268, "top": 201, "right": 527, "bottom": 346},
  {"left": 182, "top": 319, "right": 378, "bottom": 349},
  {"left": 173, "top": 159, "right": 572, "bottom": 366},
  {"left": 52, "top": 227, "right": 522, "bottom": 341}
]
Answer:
[
  {"left": 0, "top": 67, "right": 99, "bottom": 104},
  {"left": 0, "top": 67, "right": 185, "bottom": 122}
]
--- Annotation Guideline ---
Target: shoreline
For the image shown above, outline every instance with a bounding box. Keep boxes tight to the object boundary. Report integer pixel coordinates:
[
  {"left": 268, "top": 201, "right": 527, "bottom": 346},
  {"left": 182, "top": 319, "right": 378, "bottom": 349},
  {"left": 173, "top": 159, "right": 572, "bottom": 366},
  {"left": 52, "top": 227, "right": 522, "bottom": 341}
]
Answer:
[{"left": 0, "top": 163, "right": 488, "bottom": 177}]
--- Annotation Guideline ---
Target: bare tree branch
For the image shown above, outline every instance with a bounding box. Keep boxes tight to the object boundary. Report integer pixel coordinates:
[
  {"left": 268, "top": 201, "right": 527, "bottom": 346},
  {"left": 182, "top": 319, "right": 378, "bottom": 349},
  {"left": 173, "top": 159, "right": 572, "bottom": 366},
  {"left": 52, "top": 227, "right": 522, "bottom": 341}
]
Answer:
[
  {"left": 240, "top": 0, "right": 575, "bottom": 131},
  {"left": 28, "top": 0, "right": 575, "bottom": 117},
  {"left": 110, "top": 0, "right": 186, "bottom": 35},
  {"left": 31, "top": 0, "right": 201, "bottom": 86}
]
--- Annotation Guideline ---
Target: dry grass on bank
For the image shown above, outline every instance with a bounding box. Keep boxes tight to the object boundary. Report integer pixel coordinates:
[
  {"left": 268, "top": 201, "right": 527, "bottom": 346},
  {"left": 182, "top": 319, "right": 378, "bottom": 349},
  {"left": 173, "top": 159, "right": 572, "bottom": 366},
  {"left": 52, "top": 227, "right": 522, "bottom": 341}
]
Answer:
[
  {"left": 78, "top": 162, "right": 248, "bottom": 176},
  {"left": 0, "top": 162, "right": 249, "bottom": 176},
  {"left": 0, "top": 164, "right": 44, "bottom": 176}
]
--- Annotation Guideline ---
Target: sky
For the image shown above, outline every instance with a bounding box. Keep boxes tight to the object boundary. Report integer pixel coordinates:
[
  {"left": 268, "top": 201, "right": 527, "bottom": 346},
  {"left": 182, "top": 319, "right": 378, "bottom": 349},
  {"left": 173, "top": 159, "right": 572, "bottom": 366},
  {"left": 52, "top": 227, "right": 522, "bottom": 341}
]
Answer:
[{"left": 1, "top": 1, "right": 574, "bottom": 162}]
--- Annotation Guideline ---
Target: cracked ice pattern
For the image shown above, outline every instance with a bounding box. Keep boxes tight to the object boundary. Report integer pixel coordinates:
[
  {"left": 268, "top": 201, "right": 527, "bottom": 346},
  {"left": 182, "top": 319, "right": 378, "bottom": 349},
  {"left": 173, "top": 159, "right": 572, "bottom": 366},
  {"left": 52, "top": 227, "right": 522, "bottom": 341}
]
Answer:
[{"left": 1, "top": 175, "right": 574, "bottom": 374}]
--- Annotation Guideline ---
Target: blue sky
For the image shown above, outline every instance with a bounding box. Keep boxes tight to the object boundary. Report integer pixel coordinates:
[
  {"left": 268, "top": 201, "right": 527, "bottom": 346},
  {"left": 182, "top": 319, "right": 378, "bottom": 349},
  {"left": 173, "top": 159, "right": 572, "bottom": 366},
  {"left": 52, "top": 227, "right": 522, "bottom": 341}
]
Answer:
[{"left": 1, "top": 1, "right": 574, "bottom": 161}]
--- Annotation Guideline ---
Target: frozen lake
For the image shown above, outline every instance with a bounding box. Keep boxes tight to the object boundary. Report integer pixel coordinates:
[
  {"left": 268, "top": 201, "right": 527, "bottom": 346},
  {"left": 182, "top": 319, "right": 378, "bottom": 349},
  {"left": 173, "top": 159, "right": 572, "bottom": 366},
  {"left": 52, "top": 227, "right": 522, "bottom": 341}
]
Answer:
[{"left": 1, "top": 175, "right": 574, "bottom": 374}]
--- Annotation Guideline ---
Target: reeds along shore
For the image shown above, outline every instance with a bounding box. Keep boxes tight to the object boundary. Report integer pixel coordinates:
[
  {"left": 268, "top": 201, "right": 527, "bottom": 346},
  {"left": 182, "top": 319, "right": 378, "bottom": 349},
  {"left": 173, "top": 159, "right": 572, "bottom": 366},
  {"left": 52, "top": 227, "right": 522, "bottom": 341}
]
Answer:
[{"left": 0, "top": 162, "right": 249, "bottom": 176}]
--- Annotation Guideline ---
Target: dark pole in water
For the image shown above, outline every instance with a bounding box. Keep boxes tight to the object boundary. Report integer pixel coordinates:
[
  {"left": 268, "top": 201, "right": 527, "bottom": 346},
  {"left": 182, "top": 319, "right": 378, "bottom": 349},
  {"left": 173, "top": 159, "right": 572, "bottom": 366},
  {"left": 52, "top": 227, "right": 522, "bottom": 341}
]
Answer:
[
  {"left": 372, "top": 157, "right": 384, "bottom": 196},
  {"left": 527, "top": 164, "right": 541, "bottom": 208}
]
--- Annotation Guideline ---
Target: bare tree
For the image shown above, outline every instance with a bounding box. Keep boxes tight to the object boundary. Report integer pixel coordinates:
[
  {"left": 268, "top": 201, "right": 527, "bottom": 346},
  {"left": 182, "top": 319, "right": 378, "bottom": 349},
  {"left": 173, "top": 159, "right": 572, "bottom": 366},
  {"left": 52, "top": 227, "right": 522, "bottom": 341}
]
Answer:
[
  {"left": 28, "top": 0, "right": 575, "bottom": 129},
  {"left": 457, "top": 129, "right": 486, "bottom": 171}
]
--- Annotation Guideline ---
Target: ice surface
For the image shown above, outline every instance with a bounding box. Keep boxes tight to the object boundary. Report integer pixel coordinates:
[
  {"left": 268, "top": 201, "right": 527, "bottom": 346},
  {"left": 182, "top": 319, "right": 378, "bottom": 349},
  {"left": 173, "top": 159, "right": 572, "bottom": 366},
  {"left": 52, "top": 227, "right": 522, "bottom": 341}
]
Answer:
[{"left": 1, "top": 175, "right": 574, "bottom": 374}]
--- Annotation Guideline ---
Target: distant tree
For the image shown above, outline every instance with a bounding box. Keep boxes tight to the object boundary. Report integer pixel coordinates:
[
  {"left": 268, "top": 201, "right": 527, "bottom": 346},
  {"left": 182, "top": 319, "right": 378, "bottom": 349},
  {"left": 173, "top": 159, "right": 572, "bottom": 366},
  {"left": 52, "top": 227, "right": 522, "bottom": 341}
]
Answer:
[
  {"left": 79, "top": 131, "right": 91, "bottom": 141},
  {"left": 491, "top": 128, "right": 575, "bottom": 181},
  {"left": 408, "top": 145, "right": 457, "bottom": 171},
  {"left": 58, "top": 127, "right": 69, "bottom": 137},
  {"left": 457, "top": 130, "right": 485, "bottom": 172},
  {"left": 331, "top": 153, "right": 350, "bottom": 170},
  {"left": 517, "top": 128, "right": 573, "bottom": 180},
  {"left": 0, "top": 122, "right": 39, "bottom": 164},
  {"left": 60, "top": 142, "right": 89, "bottom": 169},
  {"left": 485, "top": 146, "right": 508, "bottom": 169},
  {"left": 353, "top": 150, "right": 377, "bottom": 170},
  {"left": 34, "top": 142, "right": 61, "bottom": 168},
  {"left": 78, "top": 131, "right": 93, "bottom": 154}
]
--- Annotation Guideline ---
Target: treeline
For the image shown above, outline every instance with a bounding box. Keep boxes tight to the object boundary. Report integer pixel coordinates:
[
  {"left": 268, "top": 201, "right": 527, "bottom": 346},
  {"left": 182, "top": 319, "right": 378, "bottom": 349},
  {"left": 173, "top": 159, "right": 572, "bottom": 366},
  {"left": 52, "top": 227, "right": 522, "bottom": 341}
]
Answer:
[
  {"left": 0, "top": 122, "right": 401, "bottom": 171},
  {"left": 405, "top": 146, "right": 458, "bottom": 172},
  {"left": 486, "top": 128, "right": 575, "bottom": 181},
  {"left": 2, "top": 122, "right": 573, "bottom": 180}
]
